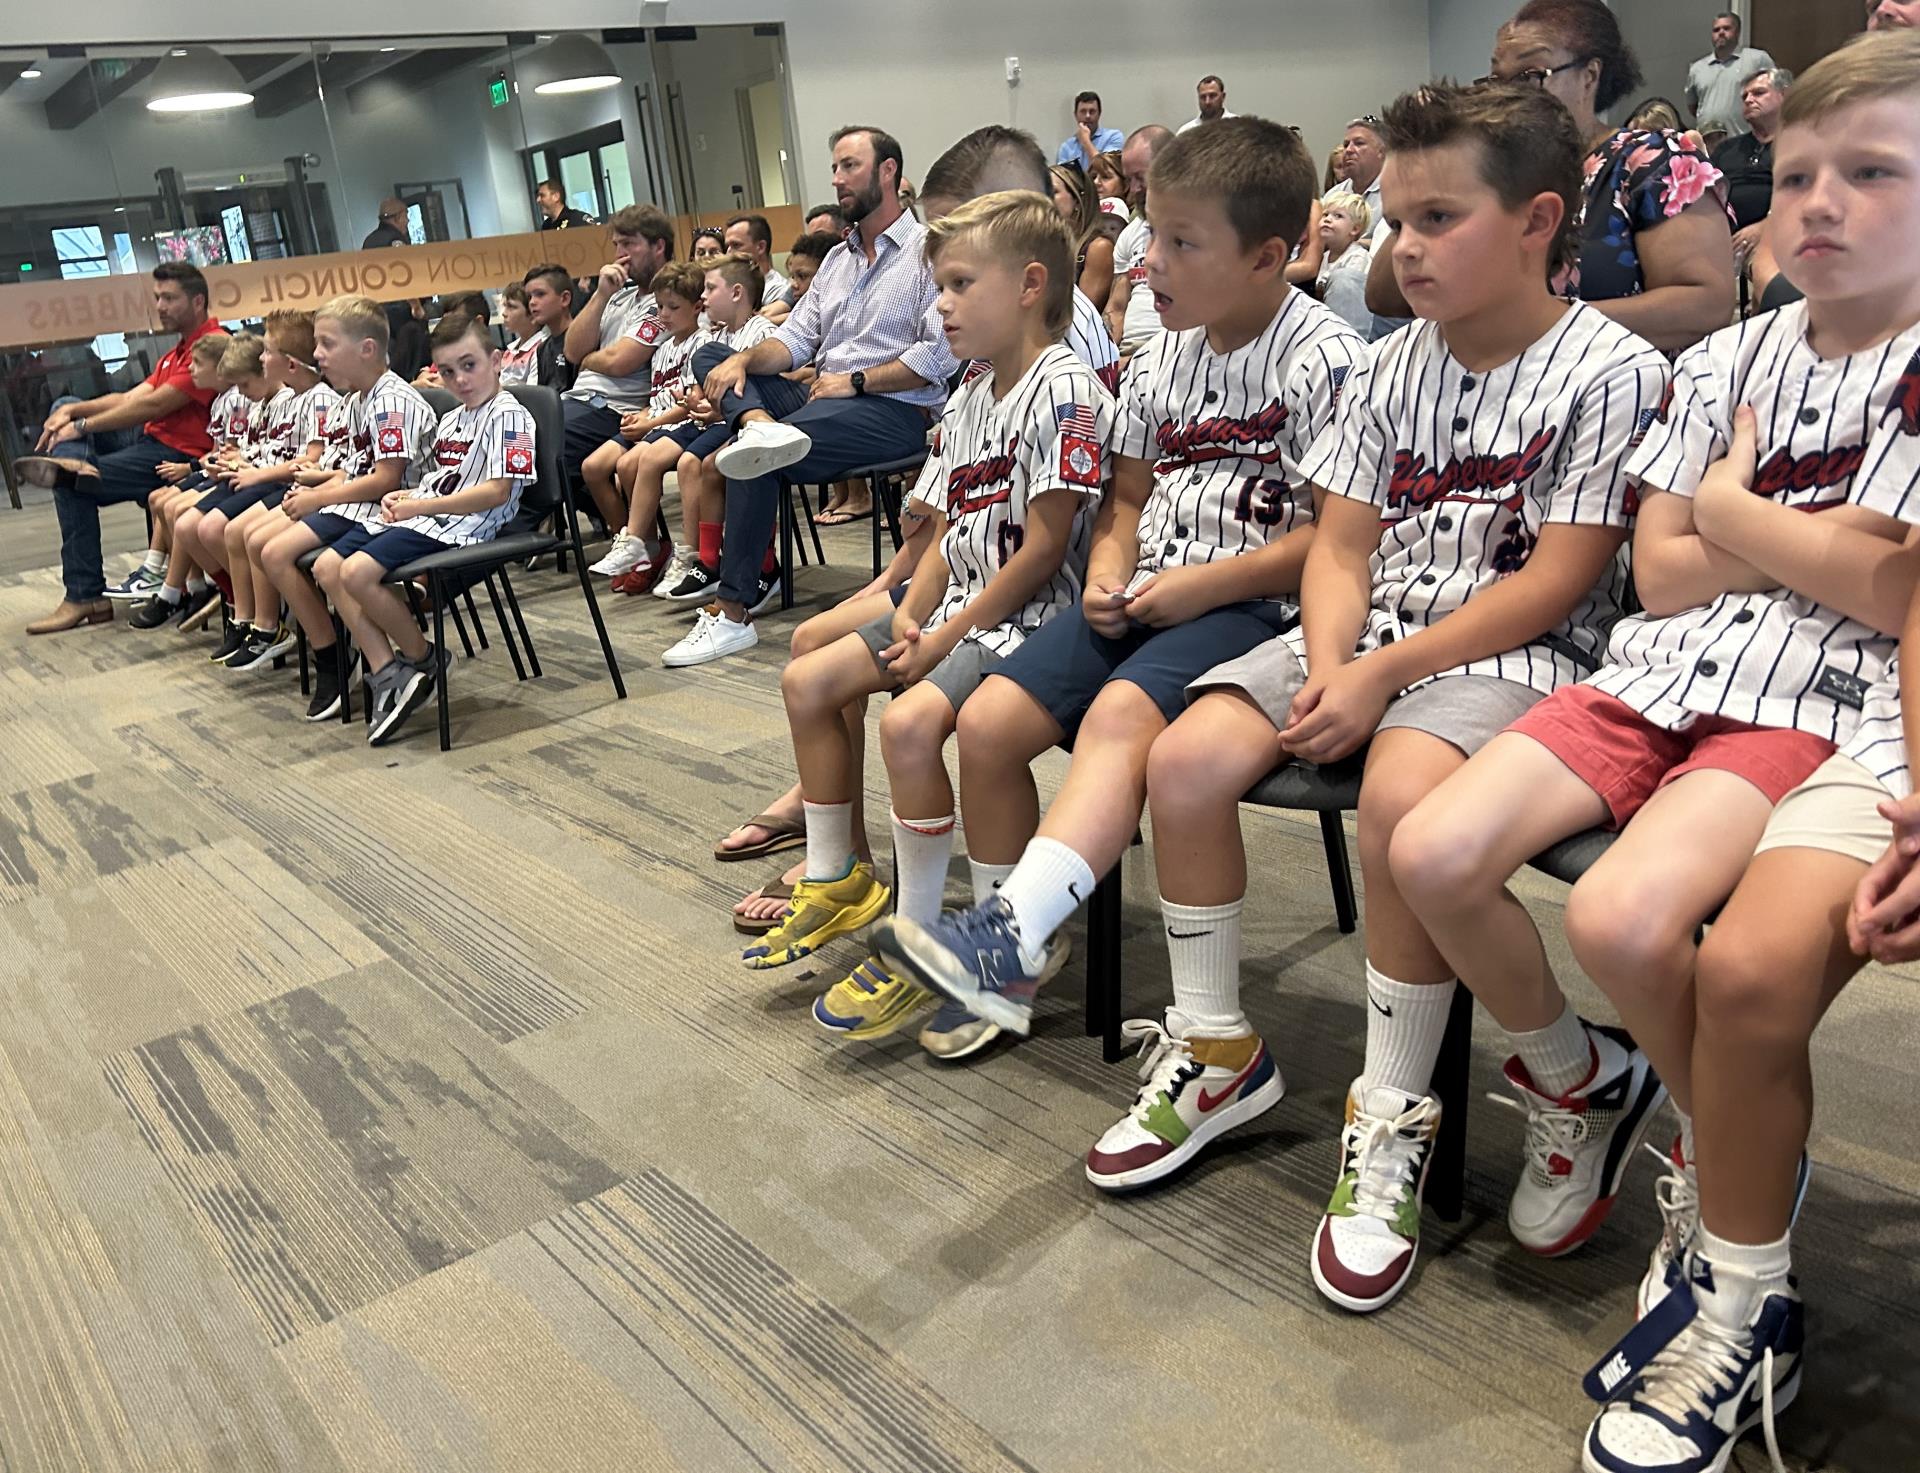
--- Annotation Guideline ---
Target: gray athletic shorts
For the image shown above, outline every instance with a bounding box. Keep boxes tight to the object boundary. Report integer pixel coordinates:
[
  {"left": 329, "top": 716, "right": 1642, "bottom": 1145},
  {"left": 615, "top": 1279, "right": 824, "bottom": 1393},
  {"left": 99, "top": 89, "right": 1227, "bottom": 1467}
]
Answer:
[
  {"left": 856, "top": 612, "right": 1004, "bottom": 713},
  {"left": 1190, "top": 638, "right": 1543, "bottom": 757}
]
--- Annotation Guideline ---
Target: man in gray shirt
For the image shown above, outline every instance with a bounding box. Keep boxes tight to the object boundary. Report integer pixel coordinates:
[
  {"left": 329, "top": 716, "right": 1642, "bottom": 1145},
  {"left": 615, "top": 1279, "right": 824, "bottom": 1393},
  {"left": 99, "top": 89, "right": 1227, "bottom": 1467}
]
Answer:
[
  {"left": 561, "top": 203, "right": 675, "bottom": 526},
  {"left": 1686, "top": 12, "right": 1776, "bottom": 141}
]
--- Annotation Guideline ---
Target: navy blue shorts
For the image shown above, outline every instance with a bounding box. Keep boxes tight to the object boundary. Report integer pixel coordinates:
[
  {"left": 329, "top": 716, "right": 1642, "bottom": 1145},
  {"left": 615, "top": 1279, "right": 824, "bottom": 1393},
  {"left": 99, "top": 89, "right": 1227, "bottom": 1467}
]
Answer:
[
  {"left": 993, "top": 598, "right": 1297, "bottom": 739},
  {"left": 647, "top": 421, "right": 729, "bottom": 461},
  {"left": 206, "top": 485, "right": 274, "bottom": 520},
  {"left": 301, "top": 512, "right": 362, "bottom": 546},
  {"left": 329, "top": 525, "right": 449, "bottom": 570}
]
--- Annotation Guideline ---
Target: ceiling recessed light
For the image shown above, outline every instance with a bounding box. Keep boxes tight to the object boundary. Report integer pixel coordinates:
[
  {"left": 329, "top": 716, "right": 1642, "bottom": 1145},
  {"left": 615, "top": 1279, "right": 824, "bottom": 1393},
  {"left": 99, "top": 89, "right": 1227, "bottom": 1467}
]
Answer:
[
  {"left": 113, "top": 206, "right": 126, "bottom": 212},
  {"left": 171, "top": 48, "right": 188, "bottom": 57},
  {"left": 20, "top": 67, "right": 42, "bottom": 79},
  {"left": 380, "top": 46, "right": 395, "bottom": 52}
]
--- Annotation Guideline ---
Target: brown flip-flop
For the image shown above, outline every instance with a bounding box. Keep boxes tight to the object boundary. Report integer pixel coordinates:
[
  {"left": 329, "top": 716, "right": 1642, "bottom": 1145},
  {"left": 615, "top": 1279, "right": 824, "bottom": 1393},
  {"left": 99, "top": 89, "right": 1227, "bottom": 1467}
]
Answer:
[
  {"left": 733, "top": 881, "right": 795, "bottom": 935},
  {"left": 713, "top": 813, "right": 806, "bottom": 863}
]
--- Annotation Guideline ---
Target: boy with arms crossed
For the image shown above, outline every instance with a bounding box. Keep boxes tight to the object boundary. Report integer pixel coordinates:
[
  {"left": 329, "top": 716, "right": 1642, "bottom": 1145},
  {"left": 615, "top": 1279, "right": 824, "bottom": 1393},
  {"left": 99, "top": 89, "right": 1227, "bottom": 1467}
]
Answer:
[
  {"left": 873, "top": 119, "right": 1365, "bottom": 1049},
  {"left": 740, "top": 192, "right": 1111, "bottom": 1044},
  {"left": 259, "top": 295, "right": 436, "bottom": 722}
]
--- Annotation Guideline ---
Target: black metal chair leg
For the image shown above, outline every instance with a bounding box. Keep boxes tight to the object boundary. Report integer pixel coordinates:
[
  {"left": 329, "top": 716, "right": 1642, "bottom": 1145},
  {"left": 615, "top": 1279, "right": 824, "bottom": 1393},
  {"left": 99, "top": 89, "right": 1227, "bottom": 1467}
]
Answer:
[
  {"left": 446, "top": 594, "right": 477, "bottom": 660},
  {"left": 806, "top": 482, "right": 827, "bottom": 566},
  {"left": 462, "top": 587, "right": 490, "bottom": 651},
  {"left": 1086, "top": 862, "right": 1125, "bottom": 1062},
  {"left": 788, "top": 486, "right": 810, "bottom": 569},
  {"left": 297, "top": 627, "right": 310, "bottom": 695},
  {"left": 566, "top": 519, "right": 627, "bottom": 699},
  {"left": 1428, "top": 985, "right": 1474, "bottom": 1223},
  {"left": 484, "top": 574, "right": 528, "bottom": 681},
  {"left": 881, "top": 475, "right": 904, "bottom": 550},
  {"left": 432, "top": 577, "right": 451, "bottom": 752},
  {"left": 496, "top": 567, "right": 541, "bottom": 679},
  {"left": 1320, "top": 810, "right": 1358, "bottom": 934},
  {"left": 337, "top": 633, "right": 355, "bottom": 726},
  {"left": 871, "top": 480, "right": 883, "bottom": 576},
  {"left": 778, "top": 479, "right": 796, "bottom": 611}
]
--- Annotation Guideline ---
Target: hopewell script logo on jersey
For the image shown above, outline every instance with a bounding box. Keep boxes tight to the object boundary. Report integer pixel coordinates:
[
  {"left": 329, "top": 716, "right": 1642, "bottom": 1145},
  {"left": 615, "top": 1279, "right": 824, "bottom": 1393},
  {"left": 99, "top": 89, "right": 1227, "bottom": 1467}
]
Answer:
[
  {"left": 1387, "top": 427, "right": 1558, "bottom": 517},
  {"left": 1155, "top": 401, "right": 1289, "bottom": 470},
  {"left": 947, "top": 436, "right": 1017, "bottom": 515},
  {"left": 1895, "top": 348, "right": 1920, "bottom": 436}
]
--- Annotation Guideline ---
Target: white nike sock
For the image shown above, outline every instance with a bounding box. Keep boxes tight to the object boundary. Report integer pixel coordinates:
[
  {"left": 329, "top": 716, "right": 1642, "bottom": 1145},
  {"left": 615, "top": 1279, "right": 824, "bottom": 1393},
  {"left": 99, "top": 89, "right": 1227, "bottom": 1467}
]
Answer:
[
  {"left": 968, "top": 857, "right": 1014, "bottom": 906},
  {"left": 1506, "top": 1001, "right": 1593, "bottom": 1098},
  {"left": 1692, "top": 1224, "right": 1790, "bottom": 1330},
  {"left": 892, "top": 811, "right": 955, "bottom": 925},
  {"left": 998, "top": 836, "right": 1096, "bottom": 961},
  {"left": 1361, "top": 963, "right": 1456, "bottom": 1101},
  {"left": 1162, "top": 897, "right": 1246, "bottom": 1037},
  {"left": 142, "top": 549, "right": 167, "bottom": 574},
  {"left": 802, "top": 800, "right": 855, "bottom": 882}
]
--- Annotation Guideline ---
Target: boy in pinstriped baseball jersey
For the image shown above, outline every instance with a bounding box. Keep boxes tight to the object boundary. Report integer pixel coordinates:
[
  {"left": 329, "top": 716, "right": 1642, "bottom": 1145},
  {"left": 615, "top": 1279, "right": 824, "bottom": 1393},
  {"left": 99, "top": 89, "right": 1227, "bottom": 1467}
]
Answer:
[
  {"left": 321, "top": 309, "right": 538, "bottom": 748},
  {"left": 1137, "top": 87, "right": 1667, "bottom": 1311},
  {"left": 1527, "top": 34, "right": 1919, "bottom": 1473},
  {"left": 873, "top": 119, "right": 1366, "bottom": 1047},
  {"left": 747, "top": 192, "right": 1113, "bottom": 1038}
]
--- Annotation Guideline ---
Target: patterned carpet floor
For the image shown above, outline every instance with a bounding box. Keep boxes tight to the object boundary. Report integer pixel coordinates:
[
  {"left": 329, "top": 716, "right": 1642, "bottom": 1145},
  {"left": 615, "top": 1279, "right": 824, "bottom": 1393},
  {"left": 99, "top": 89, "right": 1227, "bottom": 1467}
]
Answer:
[{"left": 0, "top": 489, "right": 1917, "bottom": 1471}]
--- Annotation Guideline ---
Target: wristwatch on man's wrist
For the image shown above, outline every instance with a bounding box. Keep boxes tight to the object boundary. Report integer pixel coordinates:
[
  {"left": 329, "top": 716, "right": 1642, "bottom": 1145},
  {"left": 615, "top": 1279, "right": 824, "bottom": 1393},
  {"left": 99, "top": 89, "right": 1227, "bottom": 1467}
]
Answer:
[
  {"left": 851, "top": 370, "right": 867, "bottom": 396},
  {"left": 73, "top": 415, "right": 88, "bottom": 435}
]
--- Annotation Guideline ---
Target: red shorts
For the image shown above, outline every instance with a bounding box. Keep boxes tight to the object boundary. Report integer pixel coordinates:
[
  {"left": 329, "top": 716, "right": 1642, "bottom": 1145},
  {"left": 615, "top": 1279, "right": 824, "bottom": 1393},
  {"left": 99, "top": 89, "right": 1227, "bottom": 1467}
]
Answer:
[{"left": 1507, "top": 685, "right": 1837, "bottom": 829}]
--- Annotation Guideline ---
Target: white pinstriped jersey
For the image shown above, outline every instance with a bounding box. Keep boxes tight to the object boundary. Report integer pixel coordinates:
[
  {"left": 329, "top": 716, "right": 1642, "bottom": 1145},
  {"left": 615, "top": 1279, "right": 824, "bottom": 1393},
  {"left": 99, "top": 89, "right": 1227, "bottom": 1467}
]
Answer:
[
  {"left": 1297, "top": 303, "right": 1668, "bottom": 694},
  {"left": 711, "top": 313, "right": 778, "bottom": 353},
  {"left": 246, "top": 385, "right": 299, "bottom": 462},
  {"left": 394, "top": 391, "right": 539, "bottom": 547},
  {"left": 208, "top": 388, "right": 249, "bottom": 449},
  {"left": 645, "top": 328, "right": 709, "bottom": 415},
  {"left": 337, "top": 371, "right": 438, "bottom": 526},
  {"left": 1116, "top": 289, "right": 1365, "bottom": 590},
  {"left": 1588, "top": 304, "right": 1920, "bottom": 739},
  {"left": 907, "top": 344, "right": 1113, "bottom": 657},
  {"left": 294, "top": 382, "right": 342, "bottom": 460},
  {"left": 314, "top": 385, "right": 355, "bottom": 471},
  {"left": 1068, "top": 286, "right": 1120, "bottom": 392},
  {"left": 1830, "top": 337, "right": 1920, "bottom": 796}
]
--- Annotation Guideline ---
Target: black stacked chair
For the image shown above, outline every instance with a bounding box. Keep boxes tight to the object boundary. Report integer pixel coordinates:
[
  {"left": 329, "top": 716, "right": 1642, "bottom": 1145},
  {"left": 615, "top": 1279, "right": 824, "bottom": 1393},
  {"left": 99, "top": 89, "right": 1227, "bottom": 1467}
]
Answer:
[{"left": 779, "top": 453, "right": 929, "bottom": 608}]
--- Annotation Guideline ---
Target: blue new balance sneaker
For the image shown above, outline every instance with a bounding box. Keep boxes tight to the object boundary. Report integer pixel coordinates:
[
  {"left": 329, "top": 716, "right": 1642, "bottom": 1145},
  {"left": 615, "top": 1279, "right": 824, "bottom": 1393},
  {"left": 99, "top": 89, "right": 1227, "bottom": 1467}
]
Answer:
[
  {"left": 1585, "top": 1256, "right": 1802, "bottom": 1473},
  {"left": 872, "top": 895, "right": 1047, "bottom": 1036}
]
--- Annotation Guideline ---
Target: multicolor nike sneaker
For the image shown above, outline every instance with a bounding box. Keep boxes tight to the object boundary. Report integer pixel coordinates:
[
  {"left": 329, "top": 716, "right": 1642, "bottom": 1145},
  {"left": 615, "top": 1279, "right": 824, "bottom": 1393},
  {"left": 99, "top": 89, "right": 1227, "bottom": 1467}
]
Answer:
[
  {"left": 872, "top": 894, "right": 1045, "bottom": 1035},
  {"left": 741, "top": 862, "right": 889, "bottom": 969},
  {"left": 812, "top": 957, "right": 935, "bottom": 1039},
  {"left": 1310, "top": 1080, "right": 1442, "bottom": 1314},
  {"left": 1585, "top": 1254, "right": 1802, "bottom": 1473},
  {"left": 1492, "top": 1022, "right": 1668, "bottom": 1257},
  {"left": 1084, "top": 1017, "right": 1285, "bottom": 1192}
]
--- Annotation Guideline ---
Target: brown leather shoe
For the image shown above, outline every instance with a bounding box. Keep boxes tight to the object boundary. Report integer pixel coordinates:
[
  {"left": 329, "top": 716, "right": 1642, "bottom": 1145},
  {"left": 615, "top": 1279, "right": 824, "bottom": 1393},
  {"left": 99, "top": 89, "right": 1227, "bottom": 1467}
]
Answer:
[
  {"left": 25, "top": 599, "right": 113, "bottom": 635},
  {"left": 14, "top": 456, "right": 89, "bottom": 489}
]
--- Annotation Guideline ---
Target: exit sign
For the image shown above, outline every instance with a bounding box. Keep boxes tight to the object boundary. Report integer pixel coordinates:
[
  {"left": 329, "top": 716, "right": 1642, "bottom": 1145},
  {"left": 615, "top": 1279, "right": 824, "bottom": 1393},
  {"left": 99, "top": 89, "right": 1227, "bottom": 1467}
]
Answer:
[{"left": 489, "top": 77, "right": 510, "bottom": 107}]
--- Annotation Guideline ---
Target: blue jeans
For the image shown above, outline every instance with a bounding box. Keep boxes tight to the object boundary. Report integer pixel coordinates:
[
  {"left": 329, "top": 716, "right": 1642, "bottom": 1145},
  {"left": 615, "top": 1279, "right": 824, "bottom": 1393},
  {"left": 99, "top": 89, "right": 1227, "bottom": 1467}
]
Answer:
[
  {"left": 46, "top": 398, "right": 178, "bottom": 601},
  {"left": 693, "top": 342, "right": 930, "bottom": 607}
]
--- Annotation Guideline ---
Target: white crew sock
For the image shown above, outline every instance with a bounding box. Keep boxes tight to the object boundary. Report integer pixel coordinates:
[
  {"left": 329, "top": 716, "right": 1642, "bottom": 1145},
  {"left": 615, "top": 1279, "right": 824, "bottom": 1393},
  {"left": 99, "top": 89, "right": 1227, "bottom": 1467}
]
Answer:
[
  {"left": 997, "top": 836, "right": 1096, "bottom": 963},
  {"left": 1506, "top": 1000, "right": 1594, "bottom": 1098},
  {"left": 892, "top": 811, "right": 955, "bottom": 925},
  {"left": 1162, "top": 897, "right": 1247, "bottom": 1038},
  {"left": 156, "top": 583, "right": 184, "bottom": 607},
  {"left": 1692, "top": 1224, "right": 1790, "bottom": 1330},
  {"left": 801, "top": 800, "right": 855, "bottom": 882},
  {"left": 1361, "top": 963, "right": 1457, "bottom": 1100},
  {"left": 968, "top": 857, "right": 1014, "bottom": 906},
  {"left": 186, "top": 574, "right": 208, "bottom": 595},
  {"left": 142, "top": 549, "right": 167, "bottom": 574}
]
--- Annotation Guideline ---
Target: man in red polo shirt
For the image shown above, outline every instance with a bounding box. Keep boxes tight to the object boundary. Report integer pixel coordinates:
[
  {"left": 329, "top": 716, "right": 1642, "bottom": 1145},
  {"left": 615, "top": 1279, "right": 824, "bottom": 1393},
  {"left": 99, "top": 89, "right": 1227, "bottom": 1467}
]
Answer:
[{"left": 18, "top": 262, "right": 218, "bottom": 633}]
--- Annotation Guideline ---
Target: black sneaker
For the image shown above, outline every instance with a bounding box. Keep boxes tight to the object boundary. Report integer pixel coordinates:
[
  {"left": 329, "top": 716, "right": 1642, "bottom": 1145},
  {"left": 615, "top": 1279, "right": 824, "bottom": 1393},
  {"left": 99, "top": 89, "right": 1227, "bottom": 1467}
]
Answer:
[
  {"left": 750, "top": 569, "right": 782, "bottom": 616},
  {"left": 304, "top": 654, "right": 343, "bottom": 721},
  {"left": 369, "top": 658, "right": 437, "bottom": 746},
  {"left": 128, "top": 592, "right": 182, "bottom": 630},
  {"left": 232, "top": 624, "right": 295, "bottom": 672},
  {"left": 221, "top": 628, "right": 269, "bottom": 670},
  {"left": 178, "top": 585, "right": 223, "bottom": 632},
  {"left": 210, "top": 621, "right": 250, "bottom": 664},
  {"left": 662, "top": 561, "right": 721, "bottom": 604}
]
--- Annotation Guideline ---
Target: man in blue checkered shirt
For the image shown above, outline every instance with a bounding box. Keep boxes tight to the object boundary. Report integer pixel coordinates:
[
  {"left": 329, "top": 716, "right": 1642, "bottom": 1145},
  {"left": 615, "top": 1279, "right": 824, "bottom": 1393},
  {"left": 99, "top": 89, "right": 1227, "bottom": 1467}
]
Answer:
[{"left": 666, "top": 125, "right": 958, "bottom": 668}]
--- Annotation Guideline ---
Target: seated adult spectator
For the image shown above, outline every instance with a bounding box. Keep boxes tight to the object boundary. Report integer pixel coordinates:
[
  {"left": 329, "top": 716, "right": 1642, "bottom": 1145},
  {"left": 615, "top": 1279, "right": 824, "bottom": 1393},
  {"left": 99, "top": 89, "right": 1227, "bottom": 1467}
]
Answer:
[
  {"left": 1870, "top": 0, "right": 1917, "bottom": 27},
  {"left": 1322, "top": 146, "right": 1343, "bottom": 192},
  {"left": 16, "top": 262, "right": 220, "bottom": 634},
  {"left": 723, "top": 213, "right": 792, "bottom": 306},
  {"left": 559, "top": 203, "right": 675, "bottom": 509},
  {"left": 1049, "top": 163, "right": 1116, "bottom": 310},
  {"left": 1686, "top": 11, "right": 1775, "bottom": 142},
  {"left": 1088, "top": 150, "right": 1126, "bottom": 205},
  {"left": 1712, "top": 66, "right": 1791, "bottom": 270},
  {"left": 898, "top": 178, "right": 922, "bottom": 219},
  {"left": 665, "top": 125, "right": 956, "bottom": 669},
  {"left": 1372, "top": 0, "right": 1734, "bottom": 354},
  {"left": 1628, "top": 96, "right": 1685, "bottom": 132},
  {"left": 804, "top": 203, "right": 850, "bottom": 236},
  {"left": 1104, "top": 124, "right": 1174, "bottom": 352},
  {"left": 521, "top": 263, "right": 578, "bottom": 392},
  {"left": 1314, "top": 191, "right": 1373, "bottom": 333},
  {"left": 536, "top": 178, "right": 598, "bottom": 230},
  {"left": 1057, "top": 90, "right": 1125, "bottom": 171},
  {"left": 1328, "top": 115, "right": 1386, "bottom": 222},
  {"left": 1177, "top": 75, "right": 1235, "bottom": 132},
  {"left": 692, "top": 226, "right": 728, "bottom": 263}
]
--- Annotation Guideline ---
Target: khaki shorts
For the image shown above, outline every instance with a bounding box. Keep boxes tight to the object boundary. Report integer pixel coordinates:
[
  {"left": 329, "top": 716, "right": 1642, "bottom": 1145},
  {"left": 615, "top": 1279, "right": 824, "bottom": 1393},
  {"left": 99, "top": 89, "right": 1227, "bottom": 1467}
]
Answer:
[{"left": 1753, "top": 752, "right": 1895, "bottom": 867}]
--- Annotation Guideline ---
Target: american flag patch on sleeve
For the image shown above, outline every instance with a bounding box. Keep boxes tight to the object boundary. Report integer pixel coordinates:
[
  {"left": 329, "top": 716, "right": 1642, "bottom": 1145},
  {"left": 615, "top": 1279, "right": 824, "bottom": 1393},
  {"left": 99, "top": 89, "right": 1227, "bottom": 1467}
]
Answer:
[
  {"left": 503, "top": 426, "right": 535, "bottom": 477},
  {"left": 1055, "top": 403, "right": 1099, "bottom": 438},
  {"left": 375, "top": 408, "right": 407, "bottom": 456}
]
